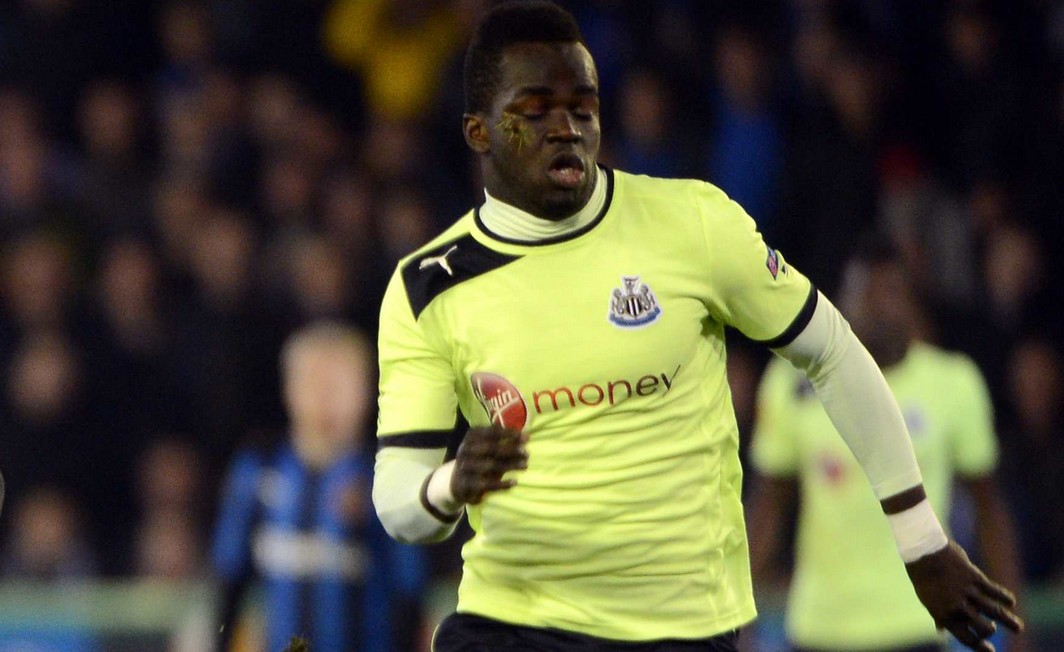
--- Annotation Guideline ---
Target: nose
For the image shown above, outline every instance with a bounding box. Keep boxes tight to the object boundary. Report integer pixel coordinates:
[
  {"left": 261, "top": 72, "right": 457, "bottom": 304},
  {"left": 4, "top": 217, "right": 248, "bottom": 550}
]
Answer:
[{"left": 546, "top": 111, "right": 581, "bottom": 143}]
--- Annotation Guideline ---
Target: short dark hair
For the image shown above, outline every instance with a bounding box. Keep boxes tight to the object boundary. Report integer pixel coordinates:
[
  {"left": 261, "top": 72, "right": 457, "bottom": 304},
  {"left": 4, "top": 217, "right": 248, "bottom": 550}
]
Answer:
[{"left": 463, "top": 1, "right": 584, "bottom": 114}]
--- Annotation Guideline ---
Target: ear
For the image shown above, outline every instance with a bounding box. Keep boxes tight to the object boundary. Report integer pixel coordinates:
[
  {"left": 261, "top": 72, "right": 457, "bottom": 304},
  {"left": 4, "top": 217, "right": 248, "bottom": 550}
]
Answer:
[{"left": 463, "top": 113, "right": 491, "bottom": 154}]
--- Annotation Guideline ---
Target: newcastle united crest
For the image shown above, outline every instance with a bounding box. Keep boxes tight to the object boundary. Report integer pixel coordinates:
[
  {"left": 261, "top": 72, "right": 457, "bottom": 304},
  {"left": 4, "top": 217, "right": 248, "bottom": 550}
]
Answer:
[{"left": 608, "top": 275, "right": 662, "bottom": 328}]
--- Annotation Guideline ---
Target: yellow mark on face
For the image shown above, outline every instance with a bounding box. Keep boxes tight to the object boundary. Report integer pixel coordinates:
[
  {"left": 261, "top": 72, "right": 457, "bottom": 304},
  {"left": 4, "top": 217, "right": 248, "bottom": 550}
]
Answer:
[{"left": 498, "top": 112, "right": 533, "bottom": 153}]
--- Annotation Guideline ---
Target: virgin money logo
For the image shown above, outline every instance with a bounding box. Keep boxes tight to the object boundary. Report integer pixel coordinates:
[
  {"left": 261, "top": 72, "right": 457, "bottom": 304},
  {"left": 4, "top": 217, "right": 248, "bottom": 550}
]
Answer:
[{"left": 471, "top": 372, "right": 528, "bottom": 430}]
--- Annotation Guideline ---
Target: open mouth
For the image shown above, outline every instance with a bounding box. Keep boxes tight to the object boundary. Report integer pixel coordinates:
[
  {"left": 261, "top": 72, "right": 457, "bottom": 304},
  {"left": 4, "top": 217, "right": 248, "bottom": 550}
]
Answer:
[{"left": 546, "top": 152, "right": 585, "bottom": 189}]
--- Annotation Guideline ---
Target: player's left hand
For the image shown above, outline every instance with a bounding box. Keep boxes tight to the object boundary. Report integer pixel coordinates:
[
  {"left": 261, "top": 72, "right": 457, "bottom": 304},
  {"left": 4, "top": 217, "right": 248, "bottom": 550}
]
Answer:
[{"left": 905, "top": 540, "right": 1024, "bottom": 652}]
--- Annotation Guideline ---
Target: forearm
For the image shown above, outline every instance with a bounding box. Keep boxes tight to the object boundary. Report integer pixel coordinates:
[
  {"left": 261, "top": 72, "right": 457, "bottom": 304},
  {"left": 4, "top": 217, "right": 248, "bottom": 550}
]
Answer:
[
  {"left": 971, "top": 479, "right": 1025, "bottom": 597},
  {"left": 215, "top": 574, "right": 249, "bottom": 652},
  {"left": 775, "top": 292, "right": 923, "bottom": 498},
  {"left": 373, "top": 445, "right": 462, "bottom": 544},
  {"left": 775, "top": 293, "right": 945, "bottom": 560}
]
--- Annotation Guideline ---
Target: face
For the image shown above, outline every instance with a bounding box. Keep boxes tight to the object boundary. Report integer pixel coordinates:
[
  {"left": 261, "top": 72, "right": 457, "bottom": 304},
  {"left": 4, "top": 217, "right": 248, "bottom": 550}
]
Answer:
[
  {"left": 465, "top": 42, "right": 601, "bottom": 220},
  {"left": 285, "top": 345, "right": 371, "bottom": 453},
  {"left": 839, "top": 260, "right": 915, "bottom": 364}
]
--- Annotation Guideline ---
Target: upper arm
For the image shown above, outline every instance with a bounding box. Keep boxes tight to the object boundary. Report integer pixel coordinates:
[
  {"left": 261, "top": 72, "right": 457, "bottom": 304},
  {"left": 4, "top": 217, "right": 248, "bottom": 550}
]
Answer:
[
  {"left": 211, "top": 451, "right": 262, "bottom": 581},
  {"left": 377, "top": 268, "right": 458, "bottom": 442},
  {"left": 696, "top": 183, "right": 816, "bottom": 347}
]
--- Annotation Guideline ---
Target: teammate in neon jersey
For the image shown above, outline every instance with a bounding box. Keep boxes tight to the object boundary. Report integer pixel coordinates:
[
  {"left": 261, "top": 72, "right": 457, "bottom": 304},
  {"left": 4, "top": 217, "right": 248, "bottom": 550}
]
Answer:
[
  {"left": 748, "top": 241, "right": 1026, "bottom": 652},
  {"left": 373, "top": 2, "right": 1022, "bottom": 650}
]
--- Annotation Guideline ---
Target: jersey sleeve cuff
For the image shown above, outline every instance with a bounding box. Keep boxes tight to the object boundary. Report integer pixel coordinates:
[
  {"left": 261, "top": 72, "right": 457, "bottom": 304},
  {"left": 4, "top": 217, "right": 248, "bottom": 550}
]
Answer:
[
  {"left": 378, "top": 429, "right": 453, "bottom": 449},
  {"left": 756, "top": 284, "right": 818, "bottom": 349}
]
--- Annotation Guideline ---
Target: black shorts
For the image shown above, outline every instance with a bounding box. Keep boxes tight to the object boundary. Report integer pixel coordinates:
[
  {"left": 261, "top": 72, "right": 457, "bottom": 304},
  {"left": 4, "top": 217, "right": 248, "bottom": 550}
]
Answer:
[
  {"left": 791, "top": 644, "right": 944, "bottom": 652},
  {"left": 432, "top": 613, "right": 741, "bottom": 652}
]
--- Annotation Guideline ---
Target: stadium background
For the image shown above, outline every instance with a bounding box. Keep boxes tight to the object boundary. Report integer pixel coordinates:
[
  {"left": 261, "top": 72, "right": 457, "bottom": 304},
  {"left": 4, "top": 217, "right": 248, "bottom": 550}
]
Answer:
[{"left": 0, "top": 0, "right": 1061, "bottom": 649}]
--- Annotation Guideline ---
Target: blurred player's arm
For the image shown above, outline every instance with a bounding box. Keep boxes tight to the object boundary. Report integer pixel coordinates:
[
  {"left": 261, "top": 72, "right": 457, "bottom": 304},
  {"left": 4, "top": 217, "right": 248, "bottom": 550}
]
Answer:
[
  {"left": 967, "top": 476, "right": 1030, "bottom": 652},
  {"left": 211, "top": 450, "right": 263, "bottom": 652},
  {"left": 746, "top": 476, "right": 798, "bottom": 584},
  {"left": 773, "top": 291, "right": 1023, "bottom": 651},
  {"left": 950, "top": 359, "right": 1029, "bottom": 651},
  {"left": 746, "top": 359, "right": 802, "bottom": 585}
]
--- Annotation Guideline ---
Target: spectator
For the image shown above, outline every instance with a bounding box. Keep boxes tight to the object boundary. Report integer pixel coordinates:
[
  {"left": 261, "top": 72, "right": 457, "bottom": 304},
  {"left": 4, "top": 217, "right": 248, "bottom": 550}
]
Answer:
[
  {"left": 279, "top": 234, "right": 361, "bottom": 327},
  {"left": 778, "top": 39, "right": 885, "bottom": 293},
  {"left": 706, "top": 23, "right": 783, "bottom": 234},
  {"left": 136, "top": 438, "right": 206, "bottom": 518},
  {"left": 376, "top": 188, "right": 434, "bottom": 271},
  {"left": 319, "top": 167, "right": 376, "bottom": 253},
  {"left": 73, "top": 79, "right": 150, "bottom": 237},
  {"left": 931, "top": 3, "right": 1024, "bottom": 190},
  {"left": 0, "top": 232, "right": 79, "bottom": 339},
  {"left": 0, "top": 0, "right": 107, "bottom": 138},
  {"left": 609, "top": 68, "right": 685, "bottom": 178},
  {"left": 0, "top": 91, "right": 89, "bottom": 241},
  {"left": 322, "top": 0, "right": 464, "bottom": 120},
  {"left": 878, "top": 149, "right": 976, "bottom": 313},
  {"left": 259, "top": 149, "right": 321, "bottom": 234},
  {"left": 132, "top": 438, "right": 209, "bottom": 578},
  {"left": 88, "top": 237, "right": 187, "bottom": 438},
  {"left": 156, "top": 0, "right": 215, "bottom": 91},
  {"left": 134, "top": 513, "right": 206, "bottom": 581},
  {"left": 1, "top": 486, "right": 97, "bottom": 581},
  {"left": 0, "top": 332, "right": 93, "bottom": 522},
  {"left": 172, "top": 209, "right": 281, "bottom": 454}
]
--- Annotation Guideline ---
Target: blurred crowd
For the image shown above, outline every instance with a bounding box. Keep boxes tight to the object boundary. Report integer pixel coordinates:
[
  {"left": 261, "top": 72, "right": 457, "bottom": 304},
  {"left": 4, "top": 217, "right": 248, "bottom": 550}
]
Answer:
[{"left": 0, "top": 0, "right": 1061, "bottom": 636}]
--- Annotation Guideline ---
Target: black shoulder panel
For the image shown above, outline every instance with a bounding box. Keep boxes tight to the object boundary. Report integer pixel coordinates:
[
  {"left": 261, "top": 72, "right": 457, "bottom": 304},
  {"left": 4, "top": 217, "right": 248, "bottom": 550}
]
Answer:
[{"left": 401, "top": 234, "right": 523, "bottom": 319}]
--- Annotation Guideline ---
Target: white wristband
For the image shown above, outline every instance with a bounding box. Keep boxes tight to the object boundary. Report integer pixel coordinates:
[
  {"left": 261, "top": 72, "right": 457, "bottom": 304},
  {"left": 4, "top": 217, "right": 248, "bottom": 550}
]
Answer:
[
  {"left": 886, "top": 499, "right": 949, "bottom": 563},
  {"left": 426, "top": 460, "right": 463, "bottom": 516}
]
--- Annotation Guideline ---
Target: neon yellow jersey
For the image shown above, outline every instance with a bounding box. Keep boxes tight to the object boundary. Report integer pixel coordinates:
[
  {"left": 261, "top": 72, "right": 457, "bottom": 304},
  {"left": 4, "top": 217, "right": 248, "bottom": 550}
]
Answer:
[
  {"left": 377, "top": 168, "right": 813, "bottom": 641},
  {"left": 752, "top": 343, "right": 999, "bottom": 650}
]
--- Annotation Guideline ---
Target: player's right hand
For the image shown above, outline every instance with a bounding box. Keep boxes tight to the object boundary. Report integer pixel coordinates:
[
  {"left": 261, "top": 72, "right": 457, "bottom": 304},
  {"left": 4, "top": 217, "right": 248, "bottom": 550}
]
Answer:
[
  {"left": 451, "top": 425, "right": 529, "bottom": 505},
  {"left": 905, "top": 540, "right": 1024, "bottom": 652}
]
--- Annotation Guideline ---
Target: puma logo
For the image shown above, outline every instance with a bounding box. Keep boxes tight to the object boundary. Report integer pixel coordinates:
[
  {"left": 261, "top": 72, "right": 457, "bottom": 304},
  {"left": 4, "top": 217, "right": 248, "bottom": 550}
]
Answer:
[{"left": 419, "top": 245, "right": 458, "bottom": 277}]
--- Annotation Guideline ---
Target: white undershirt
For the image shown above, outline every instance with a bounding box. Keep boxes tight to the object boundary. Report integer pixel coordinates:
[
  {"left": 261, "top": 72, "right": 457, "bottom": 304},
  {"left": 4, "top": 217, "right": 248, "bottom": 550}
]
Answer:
[{"left": 479, "top": 167, "right": 608, "bottom": 241}]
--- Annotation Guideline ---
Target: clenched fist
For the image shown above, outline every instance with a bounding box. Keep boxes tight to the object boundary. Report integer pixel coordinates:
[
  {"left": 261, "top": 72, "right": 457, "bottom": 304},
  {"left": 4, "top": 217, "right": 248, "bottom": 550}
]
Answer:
[
  {"left": 906, "top": 540, "right": 1023, "bottom": 652},
  {"left": 451, "top": 425, "right": 529, "bottom": 505}
]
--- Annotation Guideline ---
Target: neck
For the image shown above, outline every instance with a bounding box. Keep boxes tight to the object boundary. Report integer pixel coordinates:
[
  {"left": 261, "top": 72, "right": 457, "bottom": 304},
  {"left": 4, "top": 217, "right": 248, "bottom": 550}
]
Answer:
[
  {"left": 480, "top": 167, "right": 607, "bottom": 242},
  {"left": 292, "top": 431, "right": 345, "bottom": 469},
  {"left": 869, "top": 338, "right": 910, "bottom": 370}
]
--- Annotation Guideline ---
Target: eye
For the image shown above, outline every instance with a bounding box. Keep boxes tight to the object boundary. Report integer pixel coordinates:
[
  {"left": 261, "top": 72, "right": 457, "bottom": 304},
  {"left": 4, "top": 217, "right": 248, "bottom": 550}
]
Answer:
[
  {"left": 518, "top": 101, "right": 547, "bottom": 120},
  {"left": 571, "top": 99, "right": 598, "bottom": 120}
]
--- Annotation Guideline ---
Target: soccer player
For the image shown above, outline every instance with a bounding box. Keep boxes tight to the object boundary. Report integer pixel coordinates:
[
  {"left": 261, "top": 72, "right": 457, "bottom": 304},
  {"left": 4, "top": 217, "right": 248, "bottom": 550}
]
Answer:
[
  {"left": 212, "top": 323, "right": 424, "bottom": 652},
  {"left": 747, "top": 241, "right": 1027, "bottom": 652},
  {"left": 372, "top": 2, "right": 1022, "bottom": 650}
]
